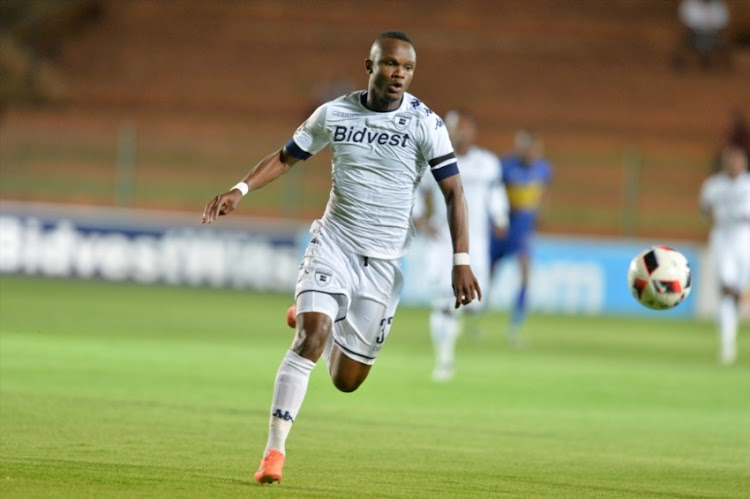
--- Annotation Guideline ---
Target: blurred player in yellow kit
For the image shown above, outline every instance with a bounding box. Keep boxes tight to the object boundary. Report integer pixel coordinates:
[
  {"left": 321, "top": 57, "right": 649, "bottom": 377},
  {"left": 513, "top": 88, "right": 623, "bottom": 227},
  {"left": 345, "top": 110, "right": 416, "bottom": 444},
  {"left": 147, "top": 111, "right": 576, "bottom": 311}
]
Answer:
[{"left": 490, "top": 130, "right": 552, "bottom": 346}]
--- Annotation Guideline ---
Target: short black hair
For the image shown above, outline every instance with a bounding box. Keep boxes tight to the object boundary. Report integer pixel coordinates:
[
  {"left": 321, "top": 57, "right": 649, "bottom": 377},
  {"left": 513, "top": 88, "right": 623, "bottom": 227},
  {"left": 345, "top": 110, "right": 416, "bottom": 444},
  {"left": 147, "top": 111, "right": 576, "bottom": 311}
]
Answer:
[{"left": 375, "top": 31, "right": 412, "bottom": 45}]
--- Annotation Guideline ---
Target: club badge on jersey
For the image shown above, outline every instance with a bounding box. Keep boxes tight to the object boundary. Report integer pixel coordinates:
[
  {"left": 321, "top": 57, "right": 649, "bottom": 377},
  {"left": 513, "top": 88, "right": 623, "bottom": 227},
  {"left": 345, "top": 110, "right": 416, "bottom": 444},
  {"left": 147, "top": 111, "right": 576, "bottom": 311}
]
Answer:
[
  {"left": 394, "top": 114, "right": 411, "bottom": 130},
  {"left": 315, "top": 268, "right": 333, "bottom": 287}
]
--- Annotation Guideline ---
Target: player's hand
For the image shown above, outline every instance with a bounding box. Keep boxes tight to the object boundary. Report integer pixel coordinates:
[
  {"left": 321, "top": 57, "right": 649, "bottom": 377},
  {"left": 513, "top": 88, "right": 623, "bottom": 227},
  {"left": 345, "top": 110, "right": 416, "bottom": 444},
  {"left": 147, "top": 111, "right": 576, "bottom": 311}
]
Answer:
[
  {"left": 452, "top": 265, "right": 482, "bottom": 309},
  {"left": 202, "top": 189, "right": 243, "bottom": 224}
]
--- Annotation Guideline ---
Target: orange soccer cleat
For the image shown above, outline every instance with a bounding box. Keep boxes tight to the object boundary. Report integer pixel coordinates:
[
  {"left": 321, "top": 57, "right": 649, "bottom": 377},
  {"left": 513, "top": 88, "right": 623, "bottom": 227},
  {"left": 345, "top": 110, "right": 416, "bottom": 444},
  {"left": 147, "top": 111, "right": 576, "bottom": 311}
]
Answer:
[
  {"left": 254, "top": 449, "right": 285, "bottom": 485},
  {"left": 286, "top": 304, "right": 297, "bottom": 329}
]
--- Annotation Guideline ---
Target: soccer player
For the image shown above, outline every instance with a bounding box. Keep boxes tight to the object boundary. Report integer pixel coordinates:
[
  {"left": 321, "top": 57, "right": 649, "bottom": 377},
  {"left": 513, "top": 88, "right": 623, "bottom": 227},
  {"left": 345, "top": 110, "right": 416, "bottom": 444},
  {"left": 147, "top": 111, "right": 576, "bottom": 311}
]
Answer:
[
  {"left": 489, "top": 130, "right": 552, "bottom": 347},
  {"left": 413, "top": 109, "right": 508, "bottom": 381},
  {"left": 699, "top": 144, "right": 750, "bottom": 365},
  {"left": 201, "top": 31, "right": 481, "bottom": 484}
]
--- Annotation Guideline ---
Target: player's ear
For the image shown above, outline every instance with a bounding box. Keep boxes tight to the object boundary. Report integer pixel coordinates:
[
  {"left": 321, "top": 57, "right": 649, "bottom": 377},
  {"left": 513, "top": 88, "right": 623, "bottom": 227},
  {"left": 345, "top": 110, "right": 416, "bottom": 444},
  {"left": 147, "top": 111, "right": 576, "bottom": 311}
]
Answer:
[{"left": 365, "top": 59, "right": 373, "bottom": 74}]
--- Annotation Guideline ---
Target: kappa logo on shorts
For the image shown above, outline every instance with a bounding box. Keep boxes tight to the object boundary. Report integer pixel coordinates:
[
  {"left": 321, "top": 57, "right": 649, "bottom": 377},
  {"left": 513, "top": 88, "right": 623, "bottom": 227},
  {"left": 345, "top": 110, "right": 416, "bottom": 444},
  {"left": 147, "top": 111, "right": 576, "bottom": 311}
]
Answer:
[{"left": 314, "top": 268, "right": 333, "bottom": 287}]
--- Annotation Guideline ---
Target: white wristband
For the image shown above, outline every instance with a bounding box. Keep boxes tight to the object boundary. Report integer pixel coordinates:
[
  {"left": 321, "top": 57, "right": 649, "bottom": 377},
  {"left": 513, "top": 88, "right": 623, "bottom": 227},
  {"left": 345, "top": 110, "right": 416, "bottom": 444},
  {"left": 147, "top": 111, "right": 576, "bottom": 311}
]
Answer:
[
  {"left": 231, "top": 182, "right": 249, "bottom": 197},
  {"left": 453, "top": 252, "right": 470, "bottom": 266}
]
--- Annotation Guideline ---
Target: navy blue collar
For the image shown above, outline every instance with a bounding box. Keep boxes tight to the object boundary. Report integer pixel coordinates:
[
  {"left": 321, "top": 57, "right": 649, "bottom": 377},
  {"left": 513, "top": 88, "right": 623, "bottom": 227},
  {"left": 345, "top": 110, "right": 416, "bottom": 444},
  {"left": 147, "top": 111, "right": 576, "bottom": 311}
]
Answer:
[{"left": 359, "top": 91, "right": 403, "bottom": 113}]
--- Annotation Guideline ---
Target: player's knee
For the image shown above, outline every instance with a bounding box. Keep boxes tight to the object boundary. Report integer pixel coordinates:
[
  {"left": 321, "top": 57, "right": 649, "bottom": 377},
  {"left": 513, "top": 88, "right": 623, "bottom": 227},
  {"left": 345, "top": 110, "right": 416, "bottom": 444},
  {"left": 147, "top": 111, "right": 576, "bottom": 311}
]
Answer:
[
  {"left": 292, "top": 331, "right": 327, "bottom": 360},
  {"left": 331, "top": 374, "right": 364, "bottom": 393},
  {"left": 291, "top": 315, "right": 332, "bottom": 360}
]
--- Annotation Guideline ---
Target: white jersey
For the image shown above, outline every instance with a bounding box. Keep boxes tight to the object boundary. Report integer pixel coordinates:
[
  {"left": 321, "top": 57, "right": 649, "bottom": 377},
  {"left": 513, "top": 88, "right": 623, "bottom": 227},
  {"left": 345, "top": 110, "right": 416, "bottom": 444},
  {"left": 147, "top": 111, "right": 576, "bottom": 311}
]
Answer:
[
  {"left": 700, "top": 171, "right": 750, "bottom": 234},
  {"left": 699, "top": 171, "right": 750, "bottom": 289},
  {"left": 288, "top": 91, "right": 457, "bottom": 259}
]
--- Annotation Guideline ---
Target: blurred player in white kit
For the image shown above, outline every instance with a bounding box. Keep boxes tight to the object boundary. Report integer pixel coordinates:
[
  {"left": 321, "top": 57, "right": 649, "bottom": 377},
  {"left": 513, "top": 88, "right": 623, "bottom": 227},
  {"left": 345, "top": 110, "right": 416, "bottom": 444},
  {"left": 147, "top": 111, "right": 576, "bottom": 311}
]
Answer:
[
  {"left": 414, "top": 109, "right": 508, "bottom": 380},
  {"left": 699, "top": 145, "right": 750, "bottom": 365}
]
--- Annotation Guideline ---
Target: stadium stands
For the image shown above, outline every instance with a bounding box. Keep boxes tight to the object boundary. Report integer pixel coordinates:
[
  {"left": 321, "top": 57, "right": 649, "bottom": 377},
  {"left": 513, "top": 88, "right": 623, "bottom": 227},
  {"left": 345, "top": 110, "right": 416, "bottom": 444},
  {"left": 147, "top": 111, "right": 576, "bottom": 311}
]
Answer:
[{"left": 1, "top": 0, "right": 748, "bottom": 239}]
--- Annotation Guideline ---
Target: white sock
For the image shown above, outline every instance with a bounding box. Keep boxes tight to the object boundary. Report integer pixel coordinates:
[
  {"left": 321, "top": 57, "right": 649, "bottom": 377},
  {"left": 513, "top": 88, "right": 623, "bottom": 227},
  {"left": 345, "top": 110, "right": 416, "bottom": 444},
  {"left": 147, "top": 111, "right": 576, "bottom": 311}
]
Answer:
[
  {"left": 264, "top": 349, "right": 315, "bottom": 455},
  {"left": 430, "top": 307, "right": 459, "bottom": 369},
  {"left": 718, "top": 296, "right": 738, "bottom": 358}
]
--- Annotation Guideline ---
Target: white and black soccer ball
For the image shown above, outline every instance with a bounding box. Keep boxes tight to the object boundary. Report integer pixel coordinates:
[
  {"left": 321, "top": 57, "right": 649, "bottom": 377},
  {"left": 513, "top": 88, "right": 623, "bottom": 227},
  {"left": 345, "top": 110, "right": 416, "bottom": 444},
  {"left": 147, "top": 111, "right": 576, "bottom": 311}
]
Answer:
[{"left": 627, "top": 246, "right": 692, "bottom": 310}]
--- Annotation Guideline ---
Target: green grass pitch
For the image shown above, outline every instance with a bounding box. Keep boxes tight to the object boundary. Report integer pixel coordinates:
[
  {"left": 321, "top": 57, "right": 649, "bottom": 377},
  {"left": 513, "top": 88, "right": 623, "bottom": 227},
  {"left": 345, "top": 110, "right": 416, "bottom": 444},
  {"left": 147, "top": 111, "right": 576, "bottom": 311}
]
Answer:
[{"left": 1, "top": 276, "right": 748, "bottom": 498}]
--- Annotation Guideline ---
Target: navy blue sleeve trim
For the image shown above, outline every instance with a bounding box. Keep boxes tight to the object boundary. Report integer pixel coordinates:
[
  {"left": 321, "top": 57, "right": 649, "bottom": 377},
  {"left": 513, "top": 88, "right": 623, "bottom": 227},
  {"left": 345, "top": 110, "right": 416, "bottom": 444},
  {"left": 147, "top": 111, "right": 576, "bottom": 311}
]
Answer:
[
  {"left": 428, "top": 152, "right": 456, "bottom": 167},
  {"left": 285, "top": 139, "right": 312, "bottom": 160},
  {"left": 431, "top": 161, "right": 460, "bottom": 182}
]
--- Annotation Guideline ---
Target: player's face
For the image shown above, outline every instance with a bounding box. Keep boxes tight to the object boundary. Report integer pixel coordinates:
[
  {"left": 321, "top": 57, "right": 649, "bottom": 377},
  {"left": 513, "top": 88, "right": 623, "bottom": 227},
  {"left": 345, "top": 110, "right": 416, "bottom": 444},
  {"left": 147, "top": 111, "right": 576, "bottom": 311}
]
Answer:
[
  {"left": 446, "top": 114, "right": 476, "bottom": 154},
  {"left": 365, "top": 38, "right": 416, "bottom": 111},
  {"left": 723, "top": 147, "right": 748, "bottom": 177},
  {"left": 523, "top": 138, "right": 544, "bottom": 163}
]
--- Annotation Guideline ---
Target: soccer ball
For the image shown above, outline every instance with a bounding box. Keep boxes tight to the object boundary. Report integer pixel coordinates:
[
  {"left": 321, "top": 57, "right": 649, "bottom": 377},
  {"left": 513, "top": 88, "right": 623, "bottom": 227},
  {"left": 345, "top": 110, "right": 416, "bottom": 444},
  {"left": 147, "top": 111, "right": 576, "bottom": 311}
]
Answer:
[{"left": 627, "top": 246, "right": 692, "bottom": 310}]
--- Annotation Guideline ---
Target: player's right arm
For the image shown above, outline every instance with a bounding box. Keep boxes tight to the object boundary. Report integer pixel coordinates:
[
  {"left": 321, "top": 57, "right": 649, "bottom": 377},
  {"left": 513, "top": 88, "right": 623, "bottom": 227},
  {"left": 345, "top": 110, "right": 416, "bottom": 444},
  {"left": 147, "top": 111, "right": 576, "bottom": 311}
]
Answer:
[
  {"left": 201, "top": 148, "right": 301, "bottom": 224},
  {"left": 202, "top": 104, "right": 330, "bottom": 224}
]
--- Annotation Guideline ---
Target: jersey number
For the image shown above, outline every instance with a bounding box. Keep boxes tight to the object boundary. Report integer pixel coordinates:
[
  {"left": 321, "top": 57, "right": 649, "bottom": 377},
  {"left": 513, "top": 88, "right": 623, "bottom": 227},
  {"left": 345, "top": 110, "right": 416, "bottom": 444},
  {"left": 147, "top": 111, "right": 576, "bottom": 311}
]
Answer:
[{"left": 376, "top": 317, "right": 393, "bottom": 344}]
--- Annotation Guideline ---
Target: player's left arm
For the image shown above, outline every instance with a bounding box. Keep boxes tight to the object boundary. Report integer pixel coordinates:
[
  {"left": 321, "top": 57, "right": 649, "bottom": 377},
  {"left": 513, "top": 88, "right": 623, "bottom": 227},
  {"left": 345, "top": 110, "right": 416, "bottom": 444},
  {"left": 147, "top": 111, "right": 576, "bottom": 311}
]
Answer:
[
  {"left": 421, "top": 110, "right": 479, "bottom": 307},
  {"left": 437, "top": 174, "right": 482, "bottom": 308}
]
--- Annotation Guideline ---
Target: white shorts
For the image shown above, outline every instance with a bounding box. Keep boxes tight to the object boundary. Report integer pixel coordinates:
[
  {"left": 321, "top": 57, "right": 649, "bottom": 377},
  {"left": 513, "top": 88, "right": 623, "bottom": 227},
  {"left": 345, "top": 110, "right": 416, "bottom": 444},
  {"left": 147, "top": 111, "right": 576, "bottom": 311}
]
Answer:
[
  {"left": 710, "top": 226, "right": 750, "bottom": 292},
  {"left": 295, "top": 221, "right": 403, "bottom": 365}
]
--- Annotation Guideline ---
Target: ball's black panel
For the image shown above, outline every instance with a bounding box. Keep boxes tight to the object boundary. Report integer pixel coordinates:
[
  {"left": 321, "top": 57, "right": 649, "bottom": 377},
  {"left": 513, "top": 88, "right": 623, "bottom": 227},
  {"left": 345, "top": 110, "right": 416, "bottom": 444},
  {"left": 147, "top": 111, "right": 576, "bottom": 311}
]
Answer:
[{"left": 643, "top": 249, "right": 659, "bottom": 275}]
